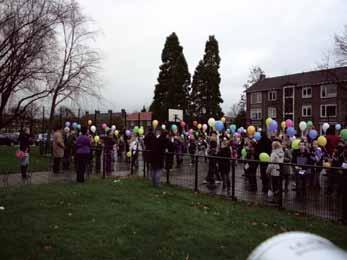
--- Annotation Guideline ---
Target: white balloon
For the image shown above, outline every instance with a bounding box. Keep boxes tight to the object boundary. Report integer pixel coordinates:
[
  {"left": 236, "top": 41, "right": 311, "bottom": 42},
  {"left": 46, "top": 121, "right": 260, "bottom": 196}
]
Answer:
[
  {"left": 322, "top": 123, "right": 330, "bottom": 132},
  {"left": 64, "top": 127, "right": 70, "bottom": 133},
  {"left": 111, "top": 125, "right": 116, "bottom": 131},
  {"left": 299, "top": 121, "right": 307, "bottom": 131},
  {"left": 161, "top": 124, "right": 166, "bottom": 130},
  {"left": 202, "top": 124, "right": 208, "bottom": 131},
  {"left": 90, "top": 125, "right": 96, "bottom": 133},
  {"left": 208, "top": 118, "right": 215, "bottom": 127}
]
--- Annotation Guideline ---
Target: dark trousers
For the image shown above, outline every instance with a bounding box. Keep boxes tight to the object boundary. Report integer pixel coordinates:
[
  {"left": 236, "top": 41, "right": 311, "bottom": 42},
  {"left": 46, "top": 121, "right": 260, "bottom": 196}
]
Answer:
[
  {"left": 271, "top": 176, "right": 281, "bottom": 194},
  {"left": 76, "top": 154, "right": 89, "bottom": 182},
  {"left": 95, "top": 155, "right": 101, "bottom": 173},
  {"left": 20, "top": 165, "right": 28, "bottom": 179},
  {"left": 248, "top": 167, "right": 257, "bottom": 191},
  {"left": 259, "top": 163, "right": 269, "bottom": 192},
  {"left": 53, "top": 158, "right": 62, "bottom": 173}
]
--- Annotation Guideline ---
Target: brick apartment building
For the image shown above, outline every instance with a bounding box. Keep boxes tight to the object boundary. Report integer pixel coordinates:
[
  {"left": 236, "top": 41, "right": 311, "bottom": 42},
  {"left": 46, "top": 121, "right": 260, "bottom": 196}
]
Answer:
[{"left": 246, "top": 67, "right": 347, "bottom": 131}]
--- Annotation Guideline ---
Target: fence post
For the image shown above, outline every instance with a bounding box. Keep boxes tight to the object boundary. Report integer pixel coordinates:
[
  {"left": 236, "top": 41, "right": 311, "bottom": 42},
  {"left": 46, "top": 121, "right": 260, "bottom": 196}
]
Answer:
[
  {"left": 102, "top": 147, "right": 105, "bottom": 179},
  {"left": 231, "top": 159, "right": 236, "bottom": 200},
  {"left": 342, "top": 170, "right": 347, "bottom": 224},
  {"left": 194, "top": 155, "right": 199, "bottom": 192},
  {"left": 278, "top": 164, "right": 283, "bottom": 209},
  {"left": 165, "top": 152, "right": 170, "bottom": 185},
  {"left": 130, "top": 150, "right": 134, "bottom": 175}
]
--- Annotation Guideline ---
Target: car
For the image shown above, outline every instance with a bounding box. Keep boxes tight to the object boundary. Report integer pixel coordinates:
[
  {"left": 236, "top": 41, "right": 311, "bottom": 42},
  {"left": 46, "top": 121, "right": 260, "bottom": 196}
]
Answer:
[{"left": 0, "top": 133, "right": 19, "bottom": 146}]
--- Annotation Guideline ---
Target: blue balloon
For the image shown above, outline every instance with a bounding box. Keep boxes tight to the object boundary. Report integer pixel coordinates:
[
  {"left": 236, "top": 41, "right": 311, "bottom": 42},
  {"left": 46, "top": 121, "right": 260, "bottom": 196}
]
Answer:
[
  {"left": 286, "top": 127, "right": 296, "bottom": 137},
  {"left": 72, "top": 122, "right": 78, "bottom": 129},
  {"left": 230, "top": 124, "right": 237, "bottom": 133},
  {"left": 308, "top": 129, "right": 318, "bottom": 140},
  {"left": 268, "top": 120, "right": 278, "bottom": 133},
  {"left": 254, "top": 132, "right": 261, "bottom": 141},
  {"left": 215, "top": 120, "right": 224, "bottom": 132},
  {"left": 336, "top": 124, "right": 342, "bottom": 131},
  {"left": 171, "top": 124, "right": 177, "bottom": 131},
  {"left": 65, "top": 121, "right": 71, "bottom": 127}
]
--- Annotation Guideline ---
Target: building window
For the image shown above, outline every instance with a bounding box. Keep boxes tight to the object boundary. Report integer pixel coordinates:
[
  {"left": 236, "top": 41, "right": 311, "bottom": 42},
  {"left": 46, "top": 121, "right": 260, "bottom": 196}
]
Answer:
[
  {"left": 321, "top": 84, "right": 337, "bottom": 98},
  {"left": 268, "top": 107, "right": 276, "bottom": 118},
  {"left": 302, "top": 87, "right": 312, "bottom": 98},
  {"left": 320, "top": 104, "right": 337, "bottom": 118},
  {"left": 250, "top": 92, "right": 262, "bottom": 104},
  {"left": 268, "top": 91, "right": 277, "bottom": 101},
  {"left": 284, "top": 87, "right": 294, "bottom": 97},
  {"left": 250, "top": 108, "right": 262, "bottom": 120},
  {"left": 302, "top": 105, "right": 312, "bottom": 117}
]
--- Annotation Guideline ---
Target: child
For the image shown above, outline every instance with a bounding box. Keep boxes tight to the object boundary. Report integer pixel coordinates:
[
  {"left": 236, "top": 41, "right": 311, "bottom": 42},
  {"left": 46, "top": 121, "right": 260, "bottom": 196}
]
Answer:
[
  {"left": 266, "top": 141, "right": 284, "bottom": 201},
  {"left": 188, "top": 135, "right": 197, "bottom": 164},
  {"left": 218, "top": 138, "right": 231, "bottom": 195}
]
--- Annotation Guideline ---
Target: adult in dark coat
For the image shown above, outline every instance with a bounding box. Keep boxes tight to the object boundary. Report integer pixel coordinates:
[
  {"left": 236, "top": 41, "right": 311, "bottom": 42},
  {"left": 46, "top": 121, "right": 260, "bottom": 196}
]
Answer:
[
  {"left": 255, "top": 131, "right": 272, "bottom": 193},
  {"left": 149, "top": 130, "right": 167, "bottom": 187}
]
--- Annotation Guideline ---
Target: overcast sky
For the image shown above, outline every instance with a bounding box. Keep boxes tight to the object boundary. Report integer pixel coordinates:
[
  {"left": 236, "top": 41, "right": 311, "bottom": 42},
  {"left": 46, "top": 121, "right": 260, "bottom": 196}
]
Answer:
[{"left": 79, "top": 0, "right": 347, "bottom": 113}]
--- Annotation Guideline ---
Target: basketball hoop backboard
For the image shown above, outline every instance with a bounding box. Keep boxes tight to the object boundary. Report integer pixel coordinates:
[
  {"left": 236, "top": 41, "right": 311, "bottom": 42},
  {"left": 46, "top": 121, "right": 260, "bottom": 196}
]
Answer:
[{"left": 168, "top": 109, "right": 183, "bottom": 122}]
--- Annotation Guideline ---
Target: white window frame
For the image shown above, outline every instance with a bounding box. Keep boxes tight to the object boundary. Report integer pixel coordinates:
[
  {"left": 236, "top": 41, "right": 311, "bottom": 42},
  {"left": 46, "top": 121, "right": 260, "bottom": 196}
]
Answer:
[
  {"left": 250, "top": 92, "right": 262, "bottom": 104},
  {"left": 268, "top": 107, "right": 277, "bottom": 118},
  {"left": 268, "top": 91, "right": 277, "bottom": 101},
  {"left": 320, "top": 104, "right": 337, "bottom": 118},
  {"left": 320, "top": 84, "right": 337, "bottom": 98},
  {"left": 250, "top": 108, "right": 262, "bottom": 120},
  {"left": 302, "top": 105, "right": 312, "bottom": 117},
  {"left": 302, "top": 87, "right": 312, "bottom": 98}
]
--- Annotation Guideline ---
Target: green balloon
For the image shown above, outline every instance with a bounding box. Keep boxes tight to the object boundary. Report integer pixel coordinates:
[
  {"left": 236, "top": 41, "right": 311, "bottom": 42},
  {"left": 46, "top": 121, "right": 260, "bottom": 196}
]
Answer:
[
  {"left": 133, "top": 126, "right": 139, "bottom": 134},
  {"left": 307, "top": 121, "right": 313, "bottom": 128},
  {"left": 241, "top": 148, "right": 247, "bottom": 159},
  {"left": 340, "top": 129, "right": 347, "bottom": 141},
  {"left": 138, "top": 128, "right": 144, "bottom": 136},
  {"left": 291, "top": 139, "right": 300, "bottom": 150},
  {"left": 259, "top": 152, "right": 270, "bottom": 162}
]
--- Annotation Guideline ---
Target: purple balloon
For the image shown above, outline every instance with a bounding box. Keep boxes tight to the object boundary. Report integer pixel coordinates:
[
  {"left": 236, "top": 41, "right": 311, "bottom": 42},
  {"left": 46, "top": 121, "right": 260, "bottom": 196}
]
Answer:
[
  {"left": 286, "top": 127, "right": 296, "bottom": 137},
  {"left": 268, "top": 120, "right": 278, "bottom": 132},
  {"left": 125, "top": 130, "right": 132, "bottom": 137}
]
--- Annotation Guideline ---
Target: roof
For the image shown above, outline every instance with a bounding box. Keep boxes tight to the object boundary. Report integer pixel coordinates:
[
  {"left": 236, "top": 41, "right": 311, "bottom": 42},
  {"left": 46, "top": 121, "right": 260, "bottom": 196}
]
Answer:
[
  {"left": 246, "top": 66, "right": 347, "bottom": 93},
  {"left": 127, "top": 112, "right": 152, "bottom": 121}
]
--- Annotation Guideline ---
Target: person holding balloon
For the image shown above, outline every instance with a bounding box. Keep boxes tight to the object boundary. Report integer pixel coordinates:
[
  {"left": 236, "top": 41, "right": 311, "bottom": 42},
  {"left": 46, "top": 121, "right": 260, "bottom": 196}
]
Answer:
[
  {"left": 255, "top": 131, "right": 272, "bottom": 193},
  {"left": 266, "top": 141, "right": 284, "bottom": 201},
  {"left": 75, "top": 126, "right": 91, "bottom": 182}
]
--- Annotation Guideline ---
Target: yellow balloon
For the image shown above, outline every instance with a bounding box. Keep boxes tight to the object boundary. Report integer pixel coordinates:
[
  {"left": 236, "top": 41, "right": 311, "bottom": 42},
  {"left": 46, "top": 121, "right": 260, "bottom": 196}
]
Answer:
[
  {"left": 266, "top": 117, "right": 273, "bottom": 127},
  {"left": 94, "top": 136, "right": 100, "bottom": 143},
  {"left": 281, "top": 121, "right": 286, "bottom": 129},
  {"left": 114, "top": 130, "right": 119, "bottom": 136},
  {"left": 247, "top": 126, "right": 256, "bottom": 136},
  {"left": 317, "top": 136, "right": 327, "bottom": 147},
  {"left": 152, "top": 120, "right": 159, "bottom": 128},
  {"left": 197, "top": 123, "right": 202, "bottom": 129},
  {"left": 127, "top": 151, "right": 132, "bottom": 158},
  {"left": 221, "top": 117, "right": 226, "bottom": 123}
]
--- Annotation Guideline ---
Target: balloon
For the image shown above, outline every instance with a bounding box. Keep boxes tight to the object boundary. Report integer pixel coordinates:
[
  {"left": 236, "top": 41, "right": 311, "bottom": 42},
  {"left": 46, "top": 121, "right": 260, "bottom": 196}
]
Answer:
[
  {"left": 308, "top": 129, "right": 318, "bottom": 140},
  {"left": 259, "top": 152, "right": 270, "bottom": 162},
  {"left": 286, "top": 127, "right": 296, "bottom": 137},
  {"left": 72, "top": 122, "right": 78, "bottom": 129},
  {"left": 87, "top": 120, "right": 92, "bottom": 126},
  {"left": 90, "top": 125, "right": 96, "bottom": 133},
  {"left": 280, "top": 121, "right": 286, "bottom": 130},
  {"left": 265, "top": 117, "right": 272, "bottom": 127},
  {"left": 138, "top": 128, "right": 144, "bottom": 136},
  {"left": 180, "top": 121, "right": 186, "bottom": 128},
  {"left": 64, "top": 127, "right": 70, "bottom": 133},
  {"left": 111, "top": 125, "right": 116, "bottom": 131},
  {"left": 307, "top": 121, "right": 313, "bottom": 128},
  {"left": 193, "top": 121, "right": 198, "bottom": 127},
  {"left": 285, "top": 119, "right": 294, "bottom": 128},
  {"left": 215, "top": 120, "right": 224, "bottom": 132},
  {"left": 335, "top": 124, "right": 342, "bottom": 131},
  {"left": 291, "top": 139, "right": 300, "bottom": 150},
  {"left": 202, "top": 124, "right": 208, "bottom": 131},
  {"left": 322, "top": 123, "right": 330, "bottom": 133},
  {"left": 340, "top": 129, "right": 347, "bottom": 141},
  {"left": 161, "top": 124, "right": 166, "bottom": 130},
  {"left": 105, "top": 127, "right": 110, "bottom": 132},
  {"left": 171, "top": 124, "right": 178, "bottom": 131},
  {"left": 188, "top": 129, "right": 194, "bottom": 135},
  {"left": 125, "top": 130, "right": 132, "bottom": 137},
  {"left": 230, "top": 124, "right": 237, "bottom": 133},
  {"left": 221, "top": 117, "right": 226, "bottom": 123},
  {"left": 317, "top": 136, "right": 327, "bottom": 147},
  {"left": 197, "top": 123, "right": 202, "bottom": 130},
  {"left": 101, "top": 123, "right": 107, "bottom": 129},
  {"left": 127, "top": 151, "right": 132, "bottom": 158},
  {"left": 114, "top": 130, "right": 119, "bottom": 136},
  {"left": 241, "top": 148, "right": 247, "bottom": 159},
  {"left": 299, "top": 121, "right": 307, "bottom": 132},
  {"left": 94, "top": 136, "right": 100, "bottom": 143},
  {"left": 238, "top": 127, "right": 244, "bottom": 134},
  {"left": 77, "top": 124, "right": 81, "bottom": 130},
  {"left": 247, "top": 126, "right": 256, "bottom": 136},
  {"left": 208, "top": 118, "right": 215, "bottom": 127},
  {"left": 254, "top": 132, "right": 261, "bottom": 141},
  {"left": 268, "top": 120, "right": 278, "bottom": 133},
  {"left": 133, "top": 126, "right": 139, "bottom": 134},
  {"left": 152, "top": 120, "right": 159, "bottom": 128},
  {"left": 65, "top": 121, "right": 71, "bottom": 127}
]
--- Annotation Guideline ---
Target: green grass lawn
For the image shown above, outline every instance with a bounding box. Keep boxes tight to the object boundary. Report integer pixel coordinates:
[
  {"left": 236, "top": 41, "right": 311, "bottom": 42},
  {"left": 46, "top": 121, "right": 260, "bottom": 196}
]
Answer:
[
  {"left": 0, "top": 145, "right": 50, "bottom": 174},
  {"left": 0, "top": 178, "right": 346, "bottom": 260}
]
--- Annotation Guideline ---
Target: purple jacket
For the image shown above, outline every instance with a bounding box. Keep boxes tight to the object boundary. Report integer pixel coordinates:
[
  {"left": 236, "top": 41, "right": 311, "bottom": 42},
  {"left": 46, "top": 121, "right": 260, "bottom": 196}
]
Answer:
[{"left": 75, "top": 135, "right": 91, "bottom": 155}]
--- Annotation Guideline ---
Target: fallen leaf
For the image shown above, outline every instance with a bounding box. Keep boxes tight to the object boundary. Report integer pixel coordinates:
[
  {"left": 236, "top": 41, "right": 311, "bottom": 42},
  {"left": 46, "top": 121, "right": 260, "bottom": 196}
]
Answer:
[
  {"left": 0, "top": 206, "right": 5, "bottom": 210},
  {"left": 54, "top": 225, "right": 59, "bottom": 229},
  {"left": 68, "top": 213, "right": 72, "bottom": 217}
]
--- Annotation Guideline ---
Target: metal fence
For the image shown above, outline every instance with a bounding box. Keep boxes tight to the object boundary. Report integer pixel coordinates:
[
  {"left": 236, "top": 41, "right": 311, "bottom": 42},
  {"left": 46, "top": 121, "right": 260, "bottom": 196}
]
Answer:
[{"left": 131, "top": 151, "right": 347, "bottom": 223}]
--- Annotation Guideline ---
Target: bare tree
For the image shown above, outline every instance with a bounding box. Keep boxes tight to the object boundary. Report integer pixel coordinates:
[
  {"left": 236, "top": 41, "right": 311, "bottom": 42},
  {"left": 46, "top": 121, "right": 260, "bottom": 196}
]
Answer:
[
  {"left": 47, "top": 0, "right": 100, "bottom": 129},
  {"left": 0, "top": 0, "right": 66, "bottom": 129},
  {"left": 227, "top": 103, "right": 240, "bottom": 118},
  {"left": 335, "top": 25, "right": 347, "bottom": 66}
]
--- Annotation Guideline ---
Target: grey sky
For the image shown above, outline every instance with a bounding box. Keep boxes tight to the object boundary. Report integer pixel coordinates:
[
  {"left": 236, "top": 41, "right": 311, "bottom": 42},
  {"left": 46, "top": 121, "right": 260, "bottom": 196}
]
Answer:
[{"left": 79, "top": 0, "right": 347, "bottom": 113}]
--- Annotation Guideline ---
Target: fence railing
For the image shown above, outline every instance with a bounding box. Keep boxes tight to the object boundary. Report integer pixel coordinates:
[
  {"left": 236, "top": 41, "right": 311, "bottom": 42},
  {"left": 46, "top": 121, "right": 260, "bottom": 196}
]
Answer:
[{"left": 131, "top": 150, "right": 347, "bottom": 223}]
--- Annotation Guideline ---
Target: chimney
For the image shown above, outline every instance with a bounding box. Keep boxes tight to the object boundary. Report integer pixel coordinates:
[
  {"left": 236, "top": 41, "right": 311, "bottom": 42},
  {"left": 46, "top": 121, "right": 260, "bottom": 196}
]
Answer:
[{"left": 259, "top": 73, "right": 266, "bottom": 81}]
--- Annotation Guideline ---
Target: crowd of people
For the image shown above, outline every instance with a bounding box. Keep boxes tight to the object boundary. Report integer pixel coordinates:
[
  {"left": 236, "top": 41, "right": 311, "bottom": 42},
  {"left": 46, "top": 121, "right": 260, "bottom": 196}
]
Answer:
[{"left": 17, "top": 121, "right": 347, "bottom": 201}]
